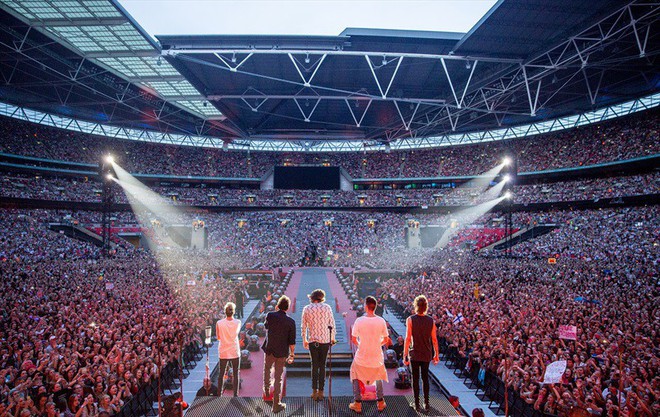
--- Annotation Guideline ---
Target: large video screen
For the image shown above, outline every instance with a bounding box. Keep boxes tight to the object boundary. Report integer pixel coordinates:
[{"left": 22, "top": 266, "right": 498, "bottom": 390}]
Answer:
[{"left": 273, "top": 166, "right": 340, "bottom": 190}]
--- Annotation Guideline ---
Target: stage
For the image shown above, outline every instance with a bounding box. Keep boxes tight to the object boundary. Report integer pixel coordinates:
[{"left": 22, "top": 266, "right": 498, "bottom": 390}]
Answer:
[
  {"left": 186, "top": 395, "right": 461, "bottom": 417},
  {"left": 197, "top": 269, "right": 462, "bottom": 416}
]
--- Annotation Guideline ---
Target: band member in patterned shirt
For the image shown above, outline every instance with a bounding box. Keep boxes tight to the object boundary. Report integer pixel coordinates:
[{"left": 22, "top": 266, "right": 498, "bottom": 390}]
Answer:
[{"left": 301, "top": 289, "right": 336, "bottom": 401}]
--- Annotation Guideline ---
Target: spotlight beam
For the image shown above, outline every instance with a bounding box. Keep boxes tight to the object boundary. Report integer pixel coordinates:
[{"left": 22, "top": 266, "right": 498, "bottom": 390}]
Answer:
[
  {"left": 435, "top": 195, "right": 507, "bottom": 249},
  {"left": 459, "top": 163, "right": 506, "bottom": 193}
]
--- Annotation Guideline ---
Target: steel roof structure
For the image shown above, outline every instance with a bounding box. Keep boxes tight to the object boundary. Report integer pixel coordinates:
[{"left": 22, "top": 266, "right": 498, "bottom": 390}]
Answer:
[
  {"left": 0, "top": 0, "right": 236, "bottom": 137},
  {"left": 0, "top": 0, "right": 658, "bottom": 151}
]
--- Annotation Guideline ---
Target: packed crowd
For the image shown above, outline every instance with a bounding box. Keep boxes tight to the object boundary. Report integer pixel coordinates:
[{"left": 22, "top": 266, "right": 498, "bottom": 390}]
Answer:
[
  {"left": 1, "top": 107, "right": 658, "bottom": 178},
  {"left": 2, "top": 172, "right": 658, "bottom": 207},
  {"left": 0, "top": 209, "right": 241, "bottom": 417},
  {"left": 381, "top": 206, "right": 659, "bottom": 417},
  {"left": 0, "top": 198, "right": 657, "bottom": 417}
]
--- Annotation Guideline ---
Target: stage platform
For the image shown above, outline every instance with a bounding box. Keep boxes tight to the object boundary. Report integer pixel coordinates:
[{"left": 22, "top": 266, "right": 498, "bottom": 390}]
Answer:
[{"left": 186, "top": 396, "right": 461, "bottom": 417}]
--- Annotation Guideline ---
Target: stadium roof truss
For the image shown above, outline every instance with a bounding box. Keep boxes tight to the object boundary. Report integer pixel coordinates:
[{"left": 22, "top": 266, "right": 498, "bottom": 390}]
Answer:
[
  {"left": 160, "top": 0, "right": 660, "bottom": 146},
  {"left": 0, "top": 0, "right": 230, "bottom": 131},
  {"left": 1, "top": 92, "right": 657, "bottom": 152},
  {"left": 0, "top": 0, "right": 657, "bottom": 152}
]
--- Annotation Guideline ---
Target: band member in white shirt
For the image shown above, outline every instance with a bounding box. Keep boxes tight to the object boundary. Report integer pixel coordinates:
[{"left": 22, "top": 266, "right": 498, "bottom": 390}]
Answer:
[
  {"left": 216, "top": 302, "right": 241, "bottom": 396},
  {"left": 349, "top": 296, "right": 391, "bottom": 414},
  {"left": 301, "top": 289, "right": 336, "bottom": 401}
]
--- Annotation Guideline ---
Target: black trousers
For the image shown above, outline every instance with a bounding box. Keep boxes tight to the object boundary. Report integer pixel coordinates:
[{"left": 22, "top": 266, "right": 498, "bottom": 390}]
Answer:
[
  {"left": 411, "top": 360, "right": 430, "bottom": 406},
  {"left": 309, "top": 343, "right": 330, "bottom": 391},
  {"left": 218, "top": 357, "right": 240, "bottom": 396}
]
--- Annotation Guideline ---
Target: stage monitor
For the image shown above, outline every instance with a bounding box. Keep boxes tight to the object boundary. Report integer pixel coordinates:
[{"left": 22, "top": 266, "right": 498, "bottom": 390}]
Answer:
[{"left": 274, "top": 166, "right": 340, "bottom": 190}]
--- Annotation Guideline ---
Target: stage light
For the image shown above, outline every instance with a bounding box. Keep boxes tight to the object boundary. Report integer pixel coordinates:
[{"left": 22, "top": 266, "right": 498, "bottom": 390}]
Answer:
[
  {"left": 503, "top": 174, "right": 511, "bottom": 182},
  {"left": 503, "top": 157, "right": 511, "bottom": 166},
  {"left": 504, "top": 191, "right": 512, "bottom": 199},
  {"left": 105, "top": 155, "right": 114, "bottom": 164},
  {"left": 106, "top": 173, "right": 114, "bottom": 181}
]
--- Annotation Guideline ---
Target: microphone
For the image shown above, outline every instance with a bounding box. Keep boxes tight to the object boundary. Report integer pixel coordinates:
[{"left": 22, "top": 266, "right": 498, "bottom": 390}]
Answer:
[{"left": 328, "top": 326, "right": 336, "bottom": 345}]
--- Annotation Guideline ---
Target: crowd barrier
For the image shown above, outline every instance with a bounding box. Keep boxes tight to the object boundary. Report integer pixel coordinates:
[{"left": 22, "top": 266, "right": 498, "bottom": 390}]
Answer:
[
  {"left": 438, "top": 339, "right": 559, "bottom": 417},
  {"left": 116, "top": 341, "right": 204, "bottom": 417}
]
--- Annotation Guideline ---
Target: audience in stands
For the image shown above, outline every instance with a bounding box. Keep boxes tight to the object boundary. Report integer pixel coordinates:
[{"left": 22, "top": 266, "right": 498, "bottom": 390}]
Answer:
[
  {"left": 1, "top": 108, "right": 658, "bottom": 178},
  {"left": 2, "top": 172, "right": 658, "bottom": 208}
]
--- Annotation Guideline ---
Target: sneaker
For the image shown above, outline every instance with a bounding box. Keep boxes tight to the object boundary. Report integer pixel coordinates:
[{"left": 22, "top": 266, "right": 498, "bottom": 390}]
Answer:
[
  {"left": 410, "top": 402, "right": 422, "bottom": 412},
  {"left": 349, "top": 401, "right": 362, "bottom": 414},
  {"left": 272, "top": 402, "right": 286, "bottom": 413},
  {"left": 377, "top": 399, "right": 387, "bottom": 412}
]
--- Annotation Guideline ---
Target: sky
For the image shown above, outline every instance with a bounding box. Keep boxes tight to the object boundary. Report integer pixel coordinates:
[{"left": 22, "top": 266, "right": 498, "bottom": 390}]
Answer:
[{"left": 118, "top": 0, "right": 498, "bottom": 38}]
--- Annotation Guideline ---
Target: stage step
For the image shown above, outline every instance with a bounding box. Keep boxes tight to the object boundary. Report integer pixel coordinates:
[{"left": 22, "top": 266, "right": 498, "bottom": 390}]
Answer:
[
  {"left": 186, "top": 395, "right": 461, "bottom": 417},
  {"left": 285, "top": 366, "right": 351, "bottom": 377},
  {"left": 288, "top": 358, "right": 354, "bottom": 369}
]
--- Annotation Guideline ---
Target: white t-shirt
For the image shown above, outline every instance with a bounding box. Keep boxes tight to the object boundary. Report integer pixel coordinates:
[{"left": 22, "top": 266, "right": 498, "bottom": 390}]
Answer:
[
  {"left": 216, "top": 318, "right": 241, "bottom": 359},
  {"left": 352, "top": 315, "right": 388, "bottom": 368}
]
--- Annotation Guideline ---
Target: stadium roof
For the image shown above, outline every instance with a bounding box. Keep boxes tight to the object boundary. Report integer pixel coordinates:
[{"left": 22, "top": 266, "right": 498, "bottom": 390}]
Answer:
[{"left": 0, "top": 0, "right": 658, "bottom": 150}]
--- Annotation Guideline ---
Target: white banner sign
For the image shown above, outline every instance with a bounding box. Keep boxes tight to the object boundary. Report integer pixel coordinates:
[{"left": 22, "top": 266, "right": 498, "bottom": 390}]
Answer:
[
  {"left": 542, "top": 360, "right": 567, "bottom": 384},
  {"left": 105, "top": 283, "right": 114, "bottom": 290},
  {"left": 558, "top": 325, "right": 577, "bottom": 340}
]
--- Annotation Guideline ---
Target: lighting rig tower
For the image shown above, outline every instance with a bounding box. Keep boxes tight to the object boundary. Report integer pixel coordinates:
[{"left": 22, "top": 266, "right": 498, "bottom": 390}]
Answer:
[
  {"left": 502, "top": 156, "right": 517, "bottom": 258},
  {"left": 99, "top": 155, "right": 115, "bottom": 257}
]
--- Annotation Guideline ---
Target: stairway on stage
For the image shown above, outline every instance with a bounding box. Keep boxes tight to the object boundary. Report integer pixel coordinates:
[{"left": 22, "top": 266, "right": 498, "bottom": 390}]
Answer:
[
  {"left": 185, "top": 395, "right": 461, "bottom": 417},
  {"left": 285, "top": 268, "right": 354, "bottom": 396}
]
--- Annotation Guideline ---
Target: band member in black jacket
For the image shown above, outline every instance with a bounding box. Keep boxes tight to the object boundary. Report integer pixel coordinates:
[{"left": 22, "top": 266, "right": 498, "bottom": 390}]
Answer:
[{"left": 262, "top": 296, "right": 295, "bottom": 414}]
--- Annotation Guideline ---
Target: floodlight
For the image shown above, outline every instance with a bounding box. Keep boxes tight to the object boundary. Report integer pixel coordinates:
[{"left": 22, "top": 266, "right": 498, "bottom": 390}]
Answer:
[
  {"left": 106, "top": 174, "right": 114, "bottom": 181},
  {"left": 105, "top": 155, "right": 114, "bottom": 164},
  {"left": 502, "top": 157, "right": 512, "bottom": 166},
  {"left": 503, "top": 174, "right": 511, "bottom": 182},
  {"left": 504, "top": 191, "right": 512, "bottom": 199}
]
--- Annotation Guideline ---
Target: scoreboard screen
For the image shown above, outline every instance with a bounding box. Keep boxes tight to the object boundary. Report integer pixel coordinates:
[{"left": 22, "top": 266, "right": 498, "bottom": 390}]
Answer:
[{"left": 273, "top": 166, "right": 340, "bottom": 190}]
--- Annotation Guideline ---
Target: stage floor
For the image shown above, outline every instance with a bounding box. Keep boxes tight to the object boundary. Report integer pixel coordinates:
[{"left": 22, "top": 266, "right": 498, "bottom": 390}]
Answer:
[{"left": 186, "top": 396, "right": 460, "bottom": 417}]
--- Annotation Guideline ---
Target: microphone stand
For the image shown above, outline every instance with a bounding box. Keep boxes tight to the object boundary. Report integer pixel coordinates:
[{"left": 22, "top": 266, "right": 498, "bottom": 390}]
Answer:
[
  {"left": 327, "top": 325, "right": 333, "bottom": 415},
  {"left": 178, "top": 333, "right": 185, "bottom": 408},
  {"left": 156, "top": 337, "right": 162, "bottom": 417},
  {"left": 204, "top": 326, "right": 212, "bottom": 396}
]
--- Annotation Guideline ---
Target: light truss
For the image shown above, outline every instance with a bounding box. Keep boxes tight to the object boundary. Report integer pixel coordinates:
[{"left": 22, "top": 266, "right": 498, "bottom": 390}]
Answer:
[{"left": 1, "top": 93, "right": 656, "bottom": 153}]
